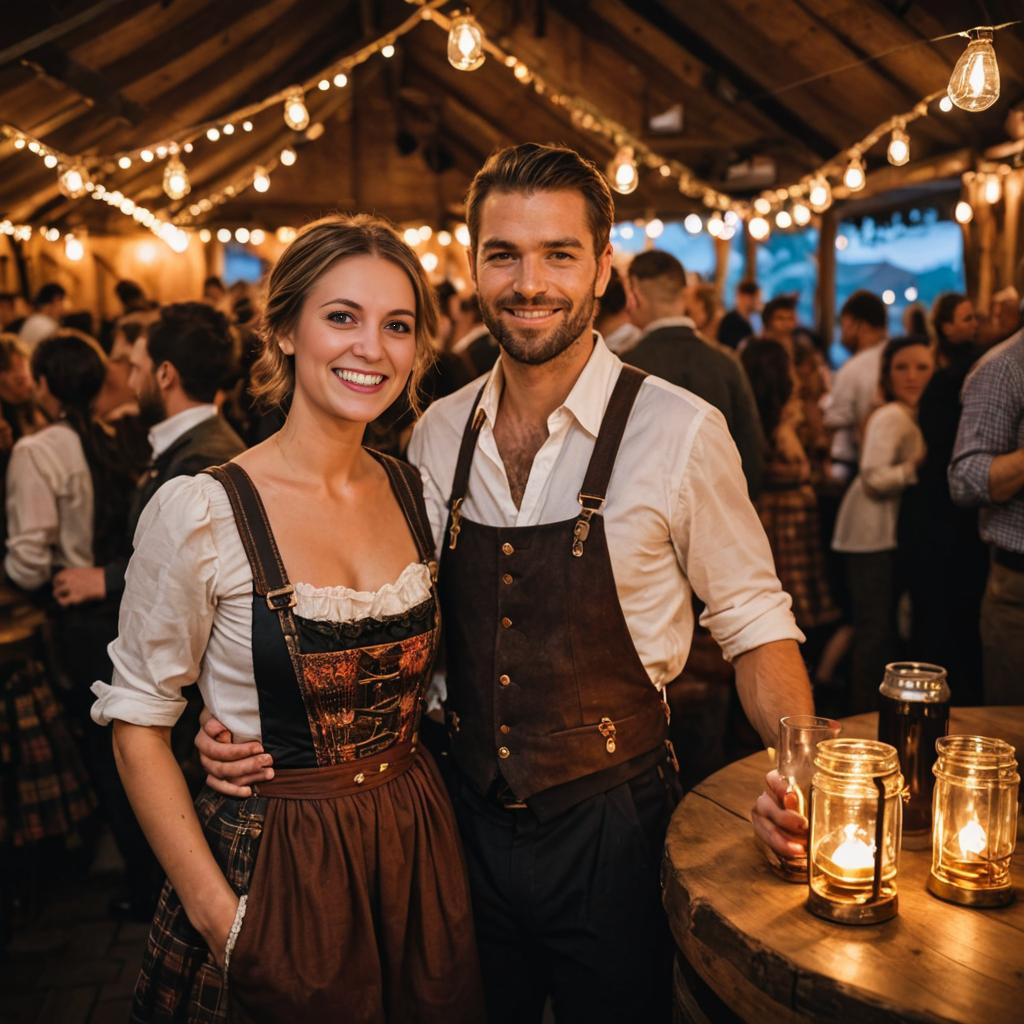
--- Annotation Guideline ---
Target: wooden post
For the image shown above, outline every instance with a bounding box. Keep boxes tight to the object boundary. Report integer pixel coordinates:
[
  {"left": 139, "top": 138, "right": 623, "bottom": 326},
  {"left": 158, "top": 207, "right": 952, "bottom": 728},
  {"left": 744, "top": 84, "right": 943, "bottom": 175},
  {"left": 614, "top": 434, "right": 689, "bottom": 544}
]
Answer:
[
  {"left": 1000, "top": 169, "right": 1023, "bottom": 291},
  {"left": 815, "top": 208, "right": 837, "bottom": 343},
  {"left": 975, "top": 188, "right": 997, "bottom": 313},
  {"left": 744, "top": 225, "right": 758, "bottom": 283},
  {"left": 713, "top": 234, "right": 730, "bottom": 299}
]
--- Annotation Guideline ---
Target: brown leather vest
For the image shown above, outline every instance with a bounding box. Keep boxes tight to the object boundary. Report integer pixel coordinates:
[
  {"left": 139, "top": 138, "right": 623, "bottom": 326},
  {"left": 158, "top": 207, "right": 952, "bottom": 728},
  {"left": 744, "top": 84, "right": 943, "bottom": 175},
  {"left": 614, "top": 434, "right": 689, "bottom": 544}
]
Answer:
[{"left": 437, "top": 365, "right": 669, "bottom": 806}]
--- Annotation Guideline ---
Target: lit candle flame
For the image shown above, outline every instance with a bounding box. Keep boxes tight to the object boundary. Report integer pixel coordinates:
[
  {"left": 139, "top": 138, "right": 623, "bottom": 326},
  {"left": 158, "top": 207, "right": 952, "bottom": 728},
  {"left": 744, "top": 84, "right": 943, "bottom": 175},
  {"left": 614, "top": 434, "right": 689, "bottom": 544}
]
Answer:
[
  {"left": 957, "top": 818, "right": 987, "bottom": 858},
  {"left": 831, "top": 823, "right": 876, "bottom": 871}
]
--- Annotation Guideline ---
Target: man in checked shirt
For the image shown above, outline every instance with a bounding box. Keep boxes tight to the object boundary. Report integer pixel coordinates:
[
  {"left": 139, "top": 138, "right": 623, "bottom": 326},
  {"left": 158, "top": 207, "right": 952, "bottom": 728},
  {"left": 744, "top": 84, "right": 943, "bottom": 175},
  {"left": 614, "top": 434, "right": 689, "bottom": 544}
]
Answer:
[{"left": 950, "top": 322, "right": 1024, "bottom": 705}]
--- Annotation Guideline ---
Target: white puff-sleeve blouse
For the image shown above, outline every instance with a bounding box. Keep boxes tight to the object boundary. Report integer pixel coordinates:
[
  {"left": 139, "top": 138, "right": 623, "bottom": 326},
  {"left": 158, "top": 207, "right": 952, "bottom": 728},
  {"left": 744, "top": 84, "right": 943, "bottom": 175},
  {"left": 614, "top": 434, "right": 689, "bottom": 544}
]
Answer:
[{"left": 90, "top": 473, "right": 432, "bottom": 741}]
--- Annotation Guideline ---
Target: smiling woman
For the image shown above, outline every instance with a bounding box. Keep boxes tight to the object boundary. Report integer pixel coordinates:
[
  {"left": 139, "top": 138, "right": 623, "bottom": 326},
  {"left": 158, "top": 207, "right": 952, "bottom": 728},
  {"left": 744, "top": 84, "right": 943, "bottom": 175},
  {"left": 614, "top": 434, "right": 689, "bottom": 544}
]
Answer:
[{"left": 89, "top": 213, "right": 484, "bottom": 1022}]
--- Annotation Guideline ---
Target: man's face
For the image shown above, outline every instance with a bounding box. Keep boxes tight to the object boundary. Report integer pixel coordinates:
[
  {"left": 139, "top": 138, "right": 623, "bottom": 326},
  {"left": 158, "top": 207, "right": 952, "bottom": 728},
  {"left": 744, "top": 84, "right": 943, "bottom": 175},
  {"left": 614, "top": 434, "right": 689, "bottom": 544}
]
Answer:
[
  {"left": 765, "top": 308, "right": 797, "bottom": 342},
  {"left": 128, "top": 334, "right": 166, "bottom": 427},
  {"left": 738, "top": 289, "right": 760, "bottom": 316},
  {"left": 472, "top": 189, "right": 612, "bottom": 366},
  {"left": 945, "top": 299, "right": 978, "bottom": 345},
  {"left": 0, "top": 353, "right": 33, "bottom": 404},
  {"left": 625, "top": 277, "right": 655, "bottom": 329},
  {"left": 839, "top": 314, "right": 859, "bottom": 353}
]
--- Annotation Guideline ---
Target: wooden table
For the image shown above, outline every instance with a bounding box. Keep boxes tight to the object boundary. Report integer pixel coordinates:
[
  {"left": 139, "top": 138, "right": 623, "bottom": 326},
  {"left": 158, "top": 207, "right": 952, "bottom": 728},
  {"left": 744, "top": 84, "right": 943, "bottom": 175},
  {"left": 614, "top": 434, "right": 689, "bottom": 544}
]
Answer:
[{"left": 663, "top": 707, "right": 1024, "bottom": 1024}]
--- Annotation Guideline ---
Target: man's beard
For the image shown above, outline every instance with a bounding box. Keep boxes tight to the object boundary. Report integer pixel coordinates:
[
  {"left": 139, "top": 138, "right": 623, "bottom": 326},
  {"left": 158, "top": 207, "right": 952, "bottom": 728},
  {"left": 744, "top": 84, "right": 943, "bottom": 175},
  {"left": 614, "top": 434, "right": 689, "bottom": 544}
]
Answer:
[
  {"left": 136, "top": 380, "right": 167, "bottom": 428},
  {"left": 480, "top": 282, "right": 598, "bottom": 367}
]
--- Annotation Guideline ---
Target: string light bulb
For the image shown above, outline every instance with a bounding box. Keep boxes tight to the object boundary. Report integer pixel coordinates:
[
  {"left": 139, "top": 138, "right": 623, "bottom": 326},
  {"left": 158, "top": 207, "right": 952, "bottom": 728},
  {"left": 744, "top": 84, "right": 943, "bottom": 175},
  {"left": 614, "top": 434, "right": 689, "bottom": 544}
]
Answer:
[
  {"left": 276, "top": 226, "right": 297, "bottom": 244},
  {"left": 645, "top": 218, "right": 665, "bottom": 239},
  {"left": 58, "top": 163, "right": 90, "bottom": 198},
  {"left": 381, "top": 43, "right": 396, "bottom": 58},
  {"left": 454, "top": 223, "right": 471, "bottom": 247},
  {"left": 792, "top": 202, "right": 812, "bottom": 226},
  {"left": 948, "top": 28, "right": 1000, "bottom": 112},
  {"left": 684, "top": 213, "right": 703, "bottom": 235},
  {"left": 64, "top": 233, "right": 84, "bottom": 261},
  {"left": 808, "top": 177, "right": 832, "bottom": 212},
  {"left": 199, "top": 228, "right": 212, "bottom": 243},
  {"left": 747, "top": 215, "right": 770, "bottom": 241},
  {"left": 280, "top": 147, "right": 297, "bottom": 166},
  {"left": 707, "top": 213, "right": 724, "bottom": 238},
  {"left": 140, "top": 149, "right": 154, "bottom": 162},
  {"left": 333, "top": 73, "right": 348, "bottom": 88},
  {"left": 283, "top": 89, "right": 310, "bottom": 131},
  {"left": 608, "top": 146, "right": 639, "bottom": 195},
  {"left": 843, "top": 155, "right": 866, "bottom": 192},
  {"left": 43, "top": 153, "right": 58, "bottom": 168},
  {"left": 887, "top": 126, "right": 910, "bottom": 166},
  {"left": 939, "top": 95, "right": 954, "bottom": 113},
  {"left": 250, "top": 229, "right": 266, "bottom": 245},
  {"left": 447, "top": 12, "right": 486, "bottom": 71},
  {"left": 252, "top": 166, "right": 271, "bottom": 193},
  {"left": 983, "top": 172, "right": 1002, "bottom": 205},
  {"left": 217, "top": 228, "right": 231, "bottom": 243},
  {"left": 163, "top": 152, "right": 191, "bottom": 200},
  {"left": 955, "top": 200, "right": 974, "bottom": 224},
  {"left": 753, "top": 196, "right": 772, "bottom": 216},
  {"left": 775, "top": 209, "right": 793, "bottom": 230}
]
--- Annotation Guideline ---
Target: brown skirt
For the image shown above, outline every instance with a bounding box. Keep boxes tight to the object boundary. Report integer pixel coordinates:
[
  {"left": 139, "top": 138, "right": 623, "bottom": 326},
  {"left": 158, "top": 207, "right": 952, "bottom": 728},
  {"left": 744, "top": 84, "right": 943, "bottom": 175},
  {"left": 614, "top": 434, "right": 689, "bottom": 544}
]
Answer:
[{"left": 133, "top": 746, "right": 483, "bottom": 1024}]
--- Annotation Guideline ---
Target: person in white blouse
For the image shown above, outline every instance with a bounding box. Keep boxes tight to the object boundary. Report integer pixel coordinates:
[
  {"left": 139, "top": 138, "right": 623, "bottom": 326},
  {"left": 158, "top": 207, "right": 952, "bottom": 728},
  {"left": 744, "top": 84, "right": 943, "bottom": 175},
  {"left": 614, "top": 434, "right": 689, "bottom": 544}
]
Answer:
[
  {"left": 91, "top": 216, "right": 483, "bottom": 1021},
  {"left": 832, "top": 335, "right": 934, "bottom": 713},
  {"left": 196, "top": 144, "right": 815, "bottom": 1022}
]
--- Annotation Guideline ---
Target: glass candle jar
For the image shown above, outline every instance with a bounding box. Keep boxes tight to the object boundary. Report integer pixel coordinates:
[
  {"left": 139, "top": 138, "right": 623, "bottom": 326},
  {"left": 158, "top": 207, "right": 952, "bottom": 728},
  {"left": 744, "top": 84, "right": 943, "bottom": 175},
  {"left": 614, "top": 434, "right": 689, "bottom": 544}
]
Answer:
[
  {"left": 877, "top": 662, "right": 950, "bottom": 846},
  {"left": 928, "top": 736, "right": 1019, "bottom": 908},
  {"left": 807, "top": 739, "right": 904, "bottom": 925}
]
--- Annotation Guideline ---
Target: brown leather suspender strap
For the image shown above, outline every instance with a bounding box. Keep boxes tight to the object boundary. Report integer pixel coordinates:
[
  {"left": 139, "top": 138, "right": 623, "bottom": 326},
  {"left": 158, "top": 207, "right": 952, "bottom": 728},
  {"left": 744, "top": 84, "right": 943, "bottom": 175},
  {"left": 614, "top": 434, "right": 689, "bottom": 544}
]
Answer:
[
  {"left": 446, "top": 384, "right": 487, "bottom": 551},
  {"left": 572, "top": 365, "right": 647, "bottom": 558},
  {"left": 205, "top": 463, "right": 300, "bottom": 648}
]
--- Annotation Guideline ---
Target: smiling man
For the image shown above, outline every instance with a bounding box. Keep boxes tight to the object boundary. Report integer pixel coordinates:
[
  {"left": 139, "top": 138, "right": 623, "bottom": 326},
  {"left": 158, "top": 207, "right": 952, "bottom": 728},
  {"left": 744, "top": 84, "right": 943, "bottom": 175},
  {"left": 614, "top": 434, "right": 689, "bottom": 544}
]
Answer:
[{"left": 198, "top": 144, "right": 814, "bottom": 1022}]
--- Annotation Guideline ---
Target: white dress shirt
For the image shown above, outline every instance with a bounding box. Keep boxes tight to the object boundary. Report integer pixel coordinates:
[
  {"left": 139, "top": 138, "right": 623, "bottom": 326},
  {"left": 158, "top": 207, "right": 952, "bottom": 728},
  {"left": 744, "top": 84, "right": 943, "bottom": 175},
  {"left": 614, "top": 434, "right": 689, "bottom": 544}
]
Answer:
[
  {"left": 408, "top": 336, "right": 802, "bottom": 689},
  {"left": 4, "top": 422, "right": 94, "bottom": 589},
  {"left": 148, "top": 403, "right": 218, "bottom": 459},
  {"left": 637, "top": 315, "right": 697, "bottom": 339},
  {"left": 18, "top": 312, "right": 59, "bottom": 351},
  {"left": 832, "top": 402, "right": 923, "bottom": 553},
  {"left": 823, "top": 343, "right": 885, "bottom": 470},
  {"left": 90, "top": 473, "right": 432, "bottom": 737},
  {"left": 602, "top": 321, "right": 642, "bottom": 355}
]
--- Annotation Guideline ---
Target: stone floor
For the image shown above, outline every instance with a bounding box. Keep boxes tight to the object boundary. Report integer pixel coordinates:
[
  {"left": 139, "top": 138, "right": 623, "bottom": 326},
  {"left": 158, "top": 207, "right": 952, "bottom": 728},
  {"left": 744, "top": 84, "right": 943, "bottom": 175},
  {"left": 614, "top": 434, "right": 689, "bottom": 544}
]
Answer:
[{"left": 1, "top": 844, "right": 144, "bottom": 1024}]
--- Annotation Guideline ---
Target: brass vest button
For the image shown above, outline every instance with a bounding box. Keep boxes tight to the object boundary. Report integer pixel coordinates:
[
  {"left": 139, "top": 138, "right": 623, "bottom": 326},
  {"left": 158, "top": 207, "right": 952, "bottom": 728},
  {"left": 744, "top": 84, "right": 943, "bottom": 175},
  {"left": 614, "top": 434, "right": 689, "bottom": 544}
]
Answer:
[
  {"left": 501, "top": 616, "right": 512, "bottom": 629},
  {"left": 499, "top": 674, "right": 511, "bottom": 686},
  {"left": 502, "top": 573, "right": 513, "bottom": 585},
  {"left": 501, "top": 542, "right": 514, "bottom": 555},
  {"left": 498, "top": 746, "right": 511, "bottom": 759},
  {"left": 354, "top": 772, "right": 366, "bottom": 784},
  {"left": 499, "top": 724, "right": 510, "bottom": 735}
]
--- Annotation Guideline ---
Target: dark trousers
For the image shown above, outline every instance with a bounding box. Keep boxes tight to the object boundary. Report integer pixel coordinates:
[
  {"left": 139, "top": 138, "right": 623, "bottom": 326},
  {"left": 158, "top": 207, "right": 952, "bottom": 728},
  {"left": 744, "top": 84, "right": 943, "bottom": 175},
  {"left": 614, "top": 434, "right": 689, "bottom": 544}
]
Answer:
[
  {"left": 981, "top": 560, "right": 1024, "bottom": 706},
  {"left": 846, "top": 550, "right": 899, "bottom": 714},
  {"left": 450, "top": 762, "right": 682, "bottom": 1024}
]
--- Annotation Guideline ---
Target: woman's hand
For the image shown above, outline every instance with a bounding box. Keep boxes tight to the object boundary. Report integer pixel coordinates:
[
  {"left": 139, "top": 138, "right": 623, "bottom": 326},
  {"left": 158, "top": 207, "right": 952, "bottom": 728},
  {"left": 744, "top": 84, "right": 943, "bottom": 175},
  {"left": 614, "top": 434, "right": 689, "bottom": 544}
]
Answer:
[
  {"left": 751, "top": 768, "right": 807, "bottom": 859},
  {"left": 196, "top": 714, "right": 274, "bottom": 798},
  {"left": 192, "top": 886, "right": 239, "bottom": 970}
]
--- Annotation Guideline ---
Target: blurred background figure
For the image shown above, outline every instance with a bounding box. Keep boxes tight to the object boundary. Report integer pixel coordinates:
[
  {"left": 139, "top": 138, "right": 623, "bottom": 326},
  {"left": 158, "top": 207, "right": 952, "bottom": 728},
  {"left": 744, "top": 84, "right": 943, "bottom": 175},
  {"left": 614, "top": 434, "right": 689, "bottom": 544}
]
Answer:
[
  {"left": 717, "top": 279, "right": 761, "bottom": 350},
  {"left": 596, "top": 266, "right": 641, "bottom": 354},
  {"left": 689, "top": 283, "right": 723, "bottom": 341},
  {"left": 19, "top": 283, "right": 67, "bottom": 352}
]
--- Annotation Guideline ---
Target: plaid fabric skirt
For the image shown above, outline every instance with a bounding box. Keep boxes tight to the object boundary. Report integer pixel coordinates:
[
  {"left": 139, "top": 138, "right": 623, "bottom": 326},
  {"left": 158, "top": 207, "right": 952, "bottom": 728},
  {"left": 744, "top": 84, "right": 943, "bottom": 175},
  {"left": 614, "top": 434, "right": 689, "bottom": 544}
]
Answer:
[
  {"left": 758, "top": 485, "right": 840, "bottom": 630},
  {"left": 132, "top": 749, "right": 483, "bottom": 1023},
  {"left": 0, "top": 656, "right": 96, "bottom": 847}
]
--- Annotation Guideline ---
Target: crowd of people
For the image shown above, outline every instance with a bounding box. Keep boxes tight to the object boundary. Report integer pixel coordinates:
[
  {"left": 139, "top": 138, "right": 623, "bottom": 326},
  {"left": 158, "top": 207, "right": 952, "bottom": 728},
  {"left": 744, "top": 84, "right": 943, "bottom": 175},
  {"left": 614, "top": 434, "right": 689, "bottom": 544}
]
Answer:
[{"left": 0, "top": 142, "right": 1021, "bottom": 1022}]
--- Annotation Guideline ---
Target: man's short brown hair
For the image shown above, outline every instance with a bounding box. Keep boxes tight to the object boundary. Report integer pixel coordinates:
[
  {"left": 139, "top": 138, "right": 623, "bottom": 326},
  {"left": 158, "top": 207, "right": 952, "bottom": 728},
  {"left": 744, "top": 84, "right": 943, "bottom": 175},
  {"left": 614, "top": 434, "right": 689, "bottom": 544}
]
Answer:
[{"left": 465, "top": 143, "right": 614, "bottom": 256}]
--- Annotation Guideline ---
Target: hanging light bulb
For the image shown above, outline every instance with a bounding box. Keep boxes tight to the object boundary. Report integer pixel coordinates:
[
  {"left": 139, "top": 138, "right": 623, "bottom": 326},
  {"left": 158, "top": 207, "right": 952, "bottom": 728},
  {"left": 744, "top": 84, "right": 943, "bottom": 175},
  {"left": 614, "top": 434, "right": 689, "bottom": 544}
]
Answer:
[
  {"left": 747, "top": 215, "right": 770, "bottom": 241},
  {"left": 199, "top": 228, "right": 212, "bottom": 243},
  {"left": 939, "top": 95, "right": 954, "bottom": 113},
  {"left": 684, "top": 213, "right": 703, "bottom": 235},
  {"left": 792, "top": 202, "right": 812, "bottom": 226},
  {"left": 775, "top": 209, "right": 793, "bottom": 230},
  {"left": 216, "top": 228, "right": 232, "bottom": 243},
  {"left": 843, "top": 155, "right": 866, "bottom": 192},
  {"left": 235, "top": 227, "right": 251, "bottom": 243},
  {"left": 437, "top": 230, "right": 452, "bottom": 247},
  {"left": 276, "top": 226, "right": 297, "bottom": 244},
  {"left": 283, "top": 89, "right": 310, "bottom": 131},
  {"left": 983, "top": 172, "right": 1002, "bottom": 205},
  {"left": 753, "top": 196, "right": 772, "bottom": 216},
  {"left": 381, "top": 43, "right": 396, "bottom": 59},
  {"left": 250, "top": 228, "right": 266, "bottom": 245},
  {"left": 58, "top": 162, "right": 90, "bottom": 198},
  {"left": 608, "top": 147, "right": 639, "bottom": 195},
  {"left": 163, "top": 152, "right": 190, "bottom": 200},
  {"left": 447, "top": 12, "right": 486, "bottom": 71},
  {"left": 252, "top": 166, "right": 271, "bottom": 192},
  {"left": 707, "top": 213, "right": 724, "bottom": 238},
  {"left": 64, "top": 233, "right": 84, "bottom": 261},
  {"left": 808, "top": 177, "right": 832, "bottom": 212},
  {"left": 645, "top": 218, "right": 664, "bottom": 239},
  {"left": 454, "top": 223, "right": 471, "bottom": 247},
  {"left": 955, "top": 200, "right": 974, "bottom": 224},
  {"left": 280, "top": 147, "right": 297, "bottom": 166},
  {"left": 948, "top": 28, "right": 1000, "bottom": 112},
  {"left": 887, "top": 126, "right": 910, "bottom": 166}
]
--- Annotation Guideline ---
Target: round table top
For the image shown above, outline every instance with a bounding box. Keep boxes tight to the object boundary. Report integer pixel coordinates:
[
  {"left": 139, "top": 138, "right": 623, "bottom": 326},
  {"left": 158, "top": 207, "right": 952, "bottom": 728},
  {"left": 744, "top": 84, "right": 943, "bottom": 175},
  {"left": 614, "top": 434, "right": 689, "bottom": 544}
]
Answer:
[{"left": 663, "top": 706, "right": 1024, "bottom": 1024}]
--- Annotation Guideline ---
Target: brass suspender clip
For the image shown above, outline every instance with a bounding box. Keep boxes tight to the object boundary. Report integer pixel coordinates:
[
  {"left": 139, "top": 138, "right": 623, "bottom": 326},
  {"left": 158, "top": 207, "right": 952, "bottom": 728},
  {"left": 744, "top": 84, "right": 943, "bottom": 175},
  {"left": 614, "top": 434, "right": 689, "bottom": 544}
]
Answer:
[
  {"left": 571, "top": 492, "right": 606, "bottom": 558},
  {"left": 448, "top": 497, "right": 464, "bottom": 550},
  {"left": 598, "top": 716, "right": 617, "bottom": 754},
  {"left": 265, "top": 584, "right": 297, "bottom": 610}
]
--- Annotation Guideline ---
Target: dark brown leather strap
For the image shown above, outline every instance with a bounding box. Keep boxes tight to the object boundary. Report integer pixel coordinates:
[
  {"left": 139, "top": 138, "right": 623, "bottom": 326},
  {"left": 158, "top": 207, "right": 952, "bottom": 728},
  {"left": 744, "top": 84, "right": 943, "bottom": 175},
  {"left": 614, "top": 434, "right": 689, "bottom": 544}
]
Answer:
[
  {"left": 447, "top": 384, "right": 487, "bottom": 511},
  {"left": 578, "top": 365, "right": 647, "bottom": 502},
  {"left": 372, "top": 451, "right": 436, "bottom": 566}
]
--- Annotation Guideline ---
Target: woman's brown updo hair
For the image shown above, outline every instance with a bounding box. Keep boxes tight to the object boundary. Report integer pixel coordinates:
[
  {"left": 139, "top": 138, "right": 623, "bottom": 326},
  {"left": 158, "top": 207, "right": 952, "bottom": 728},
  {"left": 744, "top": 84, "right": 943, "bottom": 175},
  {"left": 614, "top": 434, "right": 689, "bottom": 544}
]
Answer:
[{"left": 250, "top": 214, "right": 438, "bottom": 412}]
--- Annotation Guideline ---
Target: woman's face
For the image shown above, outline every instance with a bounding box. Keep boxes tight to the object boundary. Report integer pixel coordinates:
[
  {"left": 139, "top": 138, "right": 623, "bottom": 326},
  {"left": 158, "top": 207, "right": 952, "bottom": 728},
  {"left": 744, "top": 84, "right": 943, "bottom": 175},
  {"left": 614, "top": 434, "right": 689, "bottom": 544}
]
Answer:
[
  {"left": 889, "top": 343, "right": 934, "bottom": 408},
  {"left": 282, "top": 254, "right": 418, "bottom": 425}
]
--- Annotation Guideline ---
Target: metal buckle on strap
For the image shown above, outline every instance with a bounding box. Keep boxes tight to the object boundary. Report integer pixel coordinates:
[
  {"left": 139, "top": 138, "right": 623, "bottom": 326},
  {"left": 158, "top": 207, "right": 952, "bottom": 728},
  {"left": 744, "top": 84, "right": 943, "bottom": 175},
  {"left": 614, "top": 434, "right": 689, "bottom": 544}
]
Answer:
[
  {"left": 448, "top": 497, "right": 464, "bottom": 551},
  {"left": 571, "top": 492, "right": 606, "bottom": 558},
  {"left": 265, "top": 584, "right": 297, "bottom": 610}
]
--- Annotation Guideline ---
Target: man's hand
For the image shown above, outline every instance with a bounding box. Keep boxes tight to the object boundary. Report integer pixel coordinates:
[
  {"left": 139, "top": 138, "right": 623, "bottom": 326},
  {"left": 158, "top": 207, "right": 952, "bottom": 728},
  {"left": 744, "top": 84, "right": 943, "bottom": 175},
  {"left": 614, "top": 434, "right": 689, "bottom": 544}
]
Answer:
[
  {"left": 53, "top": 566, "right": 106, "bottom": 606},
  {"left": 751, "top": 768, "right": 807, "bottom": 858},
  {"left": 197, "top": 714, "right": 274, "bottom": 797}
]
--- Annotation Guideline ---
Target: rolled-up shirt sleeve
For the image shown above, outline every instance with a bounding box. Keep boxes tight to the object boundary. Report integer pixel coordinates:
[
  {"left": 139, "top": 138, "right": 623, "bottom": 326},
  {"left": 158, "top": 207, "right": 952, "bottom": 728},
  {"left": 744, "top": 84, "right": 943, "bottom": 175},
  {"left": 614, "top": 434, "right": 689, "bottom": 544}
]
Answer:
[
  {"left": 671, "top": 407, "right": 804, "bottom": 661},
  {"left": 949, "top": 359, "right": 1010, "bottom": 508},
  {"left": 90, "top": 476, "right": 218, "bottom": 727}
]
